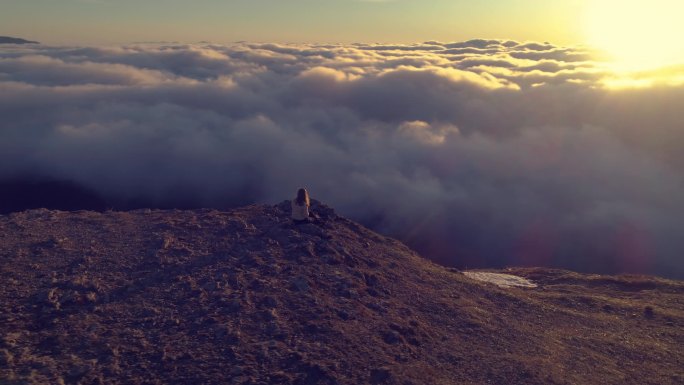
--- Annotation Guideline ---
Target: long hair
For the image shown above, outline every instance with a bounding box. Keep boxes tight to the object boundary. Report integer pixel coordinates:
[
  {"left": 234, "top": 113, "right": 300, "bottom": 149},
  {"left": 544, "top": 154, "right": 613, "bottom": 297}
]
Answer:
[{"left": 295, "top": 188, "right": 310, "bottom": 206}]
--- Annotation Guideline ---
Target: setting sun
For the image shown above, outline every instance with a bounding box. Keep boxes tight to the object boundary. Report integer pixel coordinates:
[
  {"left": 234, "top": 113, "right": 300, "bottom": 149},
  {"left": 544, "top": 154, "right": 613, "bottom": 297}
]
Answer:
[{"left": 583, "top": 0, "right": 684, "bottom": 71}]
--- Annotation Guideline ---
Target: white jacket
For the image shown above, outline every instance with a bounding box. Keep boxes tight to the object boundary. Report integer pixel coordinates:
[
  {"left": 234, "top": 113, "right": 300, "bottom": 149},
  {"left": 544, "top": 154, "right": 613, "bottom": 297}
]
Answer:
[{"left": 291, "top": 199, "right": 309, "bottom": 220}]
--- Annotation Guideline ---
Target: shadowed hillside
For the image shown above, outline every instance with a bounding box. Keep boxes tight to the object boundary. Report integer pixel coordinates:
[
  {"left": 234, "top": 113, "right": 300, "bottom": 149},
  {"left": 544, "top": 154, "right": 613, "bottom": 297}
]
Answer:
[
  {"left": 0, "top": 202, "right": 682, "bottom": 384},
  {"left": 0, "top": 179, "right": 108, "bottom": 215}
]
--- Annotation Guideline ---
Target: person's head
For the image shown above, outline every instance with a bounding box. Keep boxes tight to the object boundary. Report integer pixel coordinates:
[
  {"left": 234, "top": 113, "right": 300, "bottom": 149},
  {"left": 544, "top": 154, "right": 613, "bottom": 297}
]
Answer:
[{"left": 296, "top": 188, "right": 310, "bottom": 206}]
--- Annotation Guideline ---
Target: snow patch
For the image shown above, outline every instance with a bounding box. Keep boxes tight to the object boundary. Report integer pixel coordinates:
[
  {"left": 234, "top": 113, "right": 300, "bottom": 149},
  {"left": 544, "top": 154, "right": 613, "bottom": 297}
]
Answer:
[{"left": 463, "top": 271, "right": 537, "bottom": 288}]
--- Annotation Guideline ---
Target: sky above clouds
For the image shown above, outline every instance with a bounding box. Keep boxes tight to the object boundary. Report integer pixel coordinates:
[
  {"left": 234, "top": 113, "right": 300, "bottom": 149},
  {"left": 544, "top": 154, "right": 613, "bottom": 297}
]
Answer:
[
  {"left": 2, "top": 0, "right": 586, "bottom": 45},
  {"left": 1, "top": 40, "right": 684, "bottom": 278}
]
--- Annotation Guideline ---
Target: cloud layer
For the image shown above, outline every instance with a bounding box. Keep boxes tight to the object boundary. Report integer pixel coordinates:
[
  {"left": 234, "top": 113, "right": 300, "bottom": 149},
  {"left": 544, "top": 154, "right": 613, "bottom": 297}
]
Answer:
[{"left": 2, "top": 40, "right": 684, "bottom": 278}]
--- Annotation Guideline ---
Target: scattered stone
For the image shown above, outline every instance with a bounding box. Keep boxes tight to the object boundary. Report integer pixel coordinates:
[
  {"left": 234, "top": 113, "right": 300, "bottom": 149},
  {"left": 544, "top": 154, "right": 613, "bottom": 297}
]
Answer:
[
  {"left": 299, "top": 242, "right": 316, "bottom": 258},
  {"left": 322, "top": 254, "right": 343, "bottom": 265},
  {"left": 67, "top": 363, "right": 91, "bottom": 380},
  {"left": 242, "top": 222, "right": 257, "bottom": 231},
  {"left": 370, "top": 367, "right": 392, "bottom": 384},
  {"left": 37, "top": 288, "right": 61, "bottom": 309},
  {"left": 310, "top": 201, "right": 337, "bottom": 220},
  {"left": 303, "top": 322, "right": 326, "bottom": 336},
  {"left": 366, "top": 259, "right": 381, "bottom": 268},
  {"left": 260, "top": 308, "right": 278, "bottom": 321},
  {"left": 260, "top": 296, "right": 278, "bottom": 308},
  {"left": 214, "top": 325, "right": 228, "bottom": 339},
  {"left": 364, "top": 273, "right": 380, "bottom": 287},
  {"left": 336, "top": 310, "right": 350, "bottom": 320},
  {"left": 202, "top": 281, "right": 218, "bottom": 292},
  {"left": 290, "top": 277, "right": 310, "bottom": 292},
  {"left": 41, "top": 288, "right": 59, "bottom": 303},
  {"left": 2, "top": 332, "right": 21, "bottom": 348},
  {"left": 249, "top": 278, "right": 266, "bottom": 290},
  {"left": 268, "top": 371, "right": 291, "bottom": 383},
  {"left": 228, "top": 330, "right": 241, "bottom": 345},
  {"left": 265, "top": 321, "right": 282, "bottom": 338},
  {"left": 0, "top": 349, "right": 13, "bottom": 366},
  {"left": 366, "top": 302, "right": 387, "bottom": 313},
  {"left": 298, "top": 223, "right": 325, "bottom": 237},
  {"left": 160, "top": 235, "right": 173, "bottom": 250},
  {"left": 239, "top": 254, "right": 262, "bottom": 268},
  {"left": 343, "top": 255, "right": 359, "bottom": 267},
  {"left": 644, "top": 306, "right": 655, "bottom": 318},
  {"left": 381, "top": 330, "right": 403, "bottom": 345},
  {"left": 297, "top": 362, "right": 334, "bottom": 385},
  {"left": 224, "top": 299, "right": 242, "bottom": 313},
  {"left": 388, "top": 322, "right": 414, "bottom": 337}
]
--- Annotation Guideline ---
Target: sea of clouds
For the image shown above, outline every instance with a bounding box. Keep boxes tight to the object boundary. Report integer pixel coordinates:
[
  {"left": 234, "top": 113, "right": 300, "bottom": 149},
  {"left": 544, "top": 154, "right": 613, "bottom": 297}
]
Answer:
[{"left": 1, "top": 39, "right": 683, "bottom": 278}]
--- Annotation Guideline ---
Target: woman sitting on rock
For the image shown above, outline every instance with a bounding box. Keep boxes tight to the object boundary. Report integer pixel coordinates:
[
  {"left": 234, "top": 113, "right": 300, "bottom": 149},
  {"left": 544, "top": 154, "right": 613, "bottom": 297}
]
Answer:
[{"left": 291, "top": 188, "right": 311, "bottom": 224}]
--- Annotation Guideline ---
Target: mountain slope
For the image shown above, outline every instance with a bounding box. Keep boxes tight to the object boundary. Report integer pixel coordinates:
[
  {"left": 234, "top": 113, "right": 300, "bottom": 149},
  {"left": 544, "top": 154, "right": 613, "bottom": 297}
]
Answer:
[{"left": 0, "top": 202, "right": 682, "bottom": 384}]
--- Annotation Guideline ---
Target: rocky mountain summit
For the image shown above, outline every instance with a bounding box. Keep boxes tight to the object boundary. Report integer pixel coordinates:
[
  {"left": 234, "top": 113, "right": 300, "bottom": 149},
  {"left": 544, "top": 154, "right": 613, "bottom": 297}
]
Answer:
[
  {"left": 0, "top": 36, "right": 39, "bottom": 45},
  {"left": 1, "top": 201, "right": 682, "bottom": 384}
]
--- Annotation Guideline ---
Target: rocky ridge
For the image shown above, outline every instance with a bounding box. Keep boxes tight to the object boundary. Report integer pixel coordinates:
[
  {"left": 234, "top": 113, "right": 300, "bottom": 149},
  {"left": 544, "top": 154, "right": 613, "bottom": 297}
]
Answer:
[
  {"left": 0, "top": 37, "right": 39, "bottom": 45},
  {"left": 0, "top": 201, "right": 682, "bottom": 384}
]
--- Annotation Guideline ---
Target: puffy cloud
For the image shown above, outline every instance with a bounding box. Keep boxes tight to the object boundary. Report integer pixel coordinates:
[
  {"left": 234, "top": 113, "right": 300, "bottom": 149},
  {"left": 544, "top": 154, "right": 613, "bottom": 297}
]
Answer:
[
  {"left": 1, "top": 40, "right": 684, "bottom": 278},
  {"left": 0, "top": 54, "right": 174, "bottom": 86}
]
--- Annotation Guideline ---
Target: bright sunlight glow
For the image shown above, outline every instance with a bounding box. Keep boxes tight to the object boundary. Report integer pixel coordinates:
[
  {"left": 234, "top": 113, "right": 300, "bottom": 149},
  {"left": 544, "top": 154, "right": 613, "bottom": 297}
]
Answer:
[{"left": 583, "top": 0, "right": 684, "bottom": 71}]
